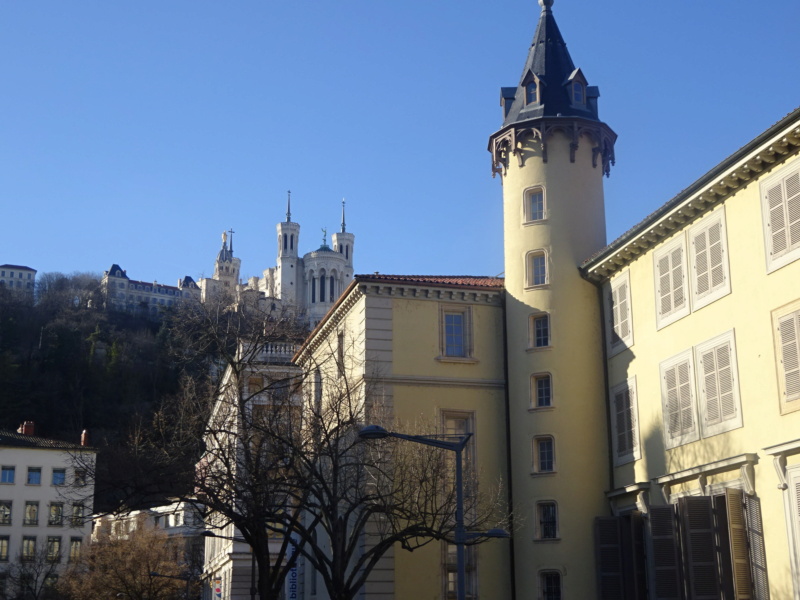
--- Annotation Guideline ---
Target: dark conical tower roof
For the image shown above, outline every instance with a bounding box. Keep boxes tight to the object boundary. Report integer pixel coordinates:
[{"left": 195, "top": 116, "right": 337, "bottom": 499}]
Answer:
[{"left": 501, "top": 0, "right": 600, "bottom": 126}]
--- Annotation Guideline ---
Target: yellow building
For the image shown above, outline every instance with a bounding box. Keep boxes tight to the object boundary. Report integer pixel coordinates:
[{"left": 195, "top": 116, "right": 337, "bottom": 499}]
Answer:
[{"left": 294, "top": 274, "right": 512, "bottom": 600}]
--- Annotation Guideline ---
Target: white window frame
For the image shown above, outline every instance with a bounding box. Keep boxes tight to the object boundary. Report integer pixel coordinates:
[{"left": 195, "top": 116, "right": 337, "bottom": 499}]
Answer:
[
  {"left": 694, "top": 330, "right": 743, "bottom": 438},
  {"left": 773, "top": 298, "right": 800, "bottom": 414},
  {"left": 654, "top": 235, "right": 690, "bottom": 329},
  {"left": 524, "top": 186, "right": 547, "bottom": 223},
  {"left": 660, "top": 349, "right": 700, "bottom": 449},
  {"left": 526, "top": 249, "right": 549, "bottom": 288},
  {"left": 786, "top": 464, "right": 800, "bottom": 599},
  {"left": 610, "top": 376, "right": 641, "bottom": 465},
  {"left": 438, "top": 304, "right": 474, "bottom": 362},
  {"left": 761, "top": 158, "right": 800, "bottom": 273},
  {"left": 532, "top": 436, "right": 556, "bottom": 475},
  {"left": 605, "top": 269, "right": 633, "bottom": 356},
  {"left": 529, "top": 313, "right": 552, "bottom": 350},
  {"left": 530, "top": 372, "right": 553, "bottom": 410},
  {"left": 688, "top": 208, "right": 732, "bottom": 311}
]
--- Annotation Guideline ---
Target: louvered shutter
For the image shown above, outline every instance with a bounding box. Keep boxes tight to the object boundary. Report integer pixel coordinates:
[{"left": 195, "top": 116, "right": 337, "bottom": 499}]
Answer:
[
  {"left": 725, "top": 489, "right": 753, "bottom": 600},
  {"left": 614, "top": 385, "right": 634, "bottom": 458},
  {"left": 657, "top": 245, "right": 686, "bottom": 319},
  {"left": 595, "top": 517, "right": 625, "bottom": 599},
  {"left": 621, "top": 512, "right": 648, "bottom": 600},
  {"left": 699, "top": 339, "right": 737, "bottom": 427},
  {"left": 744, "top": 495, "right": 770, "bottom": 600},
  {"left": 611, "top": 281, "right": 630, "bottom": 345},
  {"left": 648, "top": 505, "right": 683, "bottom": 600},
  {"left": 778, "top": 312, "right": 800, "bottom": 402},
  {"left": 766, "top": 182, "right": 788, "bottom": 257},
  {"left": 679, "top": 496, "right": 720, "bottom": 600},
  {"left": 663, "top": 358, "right": 696, "bottom": 446},
  {"left": 786, "top": 172, "right": 800, "bottom": 253}
]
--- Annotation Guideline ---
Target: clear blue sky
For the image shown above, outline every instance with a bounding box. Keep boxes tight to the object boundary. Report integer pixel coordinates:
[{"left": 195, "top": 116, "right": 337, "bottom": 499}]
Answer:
[{"left": 2, "top": 0, "right": 799, "bottom": 284}]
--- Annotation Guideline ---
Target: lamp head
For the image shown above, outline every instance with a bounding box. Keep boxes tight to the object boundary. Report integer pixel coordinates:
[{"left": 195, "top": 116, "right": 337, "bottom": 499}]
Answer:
[{"left": 358, "top": 425, "right": 390, "bottom": 440}]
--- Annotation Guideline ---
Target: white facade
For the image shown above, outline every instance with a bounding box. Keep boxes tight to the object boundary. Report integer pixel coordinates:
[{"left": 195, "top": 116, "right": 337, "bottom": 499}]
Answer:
[
  {"left": 0, "top": 265, "right": 36, "bottom": 294},
  {"left": 101, "top": 264, "right": 201, "bottom": 317},
  {"left": 0, "top": 425, "right": 95, "bottom": 598}
]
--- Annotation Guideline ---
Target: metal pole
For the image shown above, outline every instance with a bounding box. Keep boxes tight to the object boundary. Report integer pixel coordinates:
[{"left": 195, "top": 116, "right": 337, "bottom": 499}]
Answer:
[{"left": 455, "top": 444, "right": 466, "bottom": 600}]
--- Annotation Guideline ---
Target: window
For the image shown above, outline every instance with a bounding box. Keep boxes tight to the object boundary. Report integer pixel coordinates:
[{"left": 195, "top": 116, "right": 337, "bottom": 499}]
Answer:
[
  {"left": 71, "top": 503, "right": 84, "bottom": 527},
  {"left": 52, "top": 469, "right": 66, "bottom": 486},
  {"left": 21, "top": 537, "right": 36, "bottom": 561},
  {"left": 0, "top": 536, "right": 7, "bottom": 561},
  {"left": 610, "top": 377, "right": 640, "bottom": 465},
  {"left": 529, "top": 313, "right": 551, "bottom": 349},
  {"left": 527, "top": 251, "right": 548, "bottom": 287},
  {"left": 774, "top": 301, "right": 800, "bottom": 414},
  {"left": 761, "top": 159, "right": 800, "bottom": 272},
  {"left": 0, "top": 502, "right": 10, "bottom": 525},
  {"left": 49, "top": 503, "right": 63, "bottom": 526},
  {"left": 0, "top": 467, "right": 13, "bottom": 484},
  {"left": 571, "top": 81, "right": 584, "bottom": 105},
  {"left": 689, "top": 210, "right": 731, "bottom": 310},
  {"left": 74, "top": 470, "right": 86, "bottom": 487},
  {"left": 533, "top": 436, "right": 555, "bottom": 473},
  {"left": 443, "top": 542, "right": 477, "bottom": 599},
  {"left": 531, "top": 373, "right": 552, "bottom": 408},
  {"left": 605, "top": 270, "right": 633, "bottom": 354},
  {"left": 24, "top": 502, "right": 39, "bottom": 526},
  {"left": 540, "top": 570, "right": 562, "bottom": 600},
  {"left": 660, "top": 350, "right": 698, "bottom": 449},
  {"left": 69, "top": 537, "right": 82, "bottom": 562},
  {"left": 695, "top": 331, "right": 742, "bottom": 437},
  {"left": 536, "top": 502, "right": 558, "bottom": 540},
  {"left": 46, "top": 537, "right": 61, "bottom": 562},
  {"left": 439, "top": 306, "right": 473, "bottom": 360},
  {"left": 525, "top": 80, "right": 538, "bottom": 105},
  {"left": 525, "top": 188, "right": 546, "bottom": 222},
  {"left": 654, "top": 237, "right": 689, "bottom": 328},
  {"left": 26, "top": 467, "right": 41, "bottom": 485}
]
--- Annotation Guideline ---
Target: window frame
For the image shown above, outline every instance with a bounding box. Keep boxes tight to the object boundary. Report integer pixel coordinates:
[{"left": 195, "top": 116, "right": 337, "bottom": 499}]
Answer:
[
  {"left": 0, "top": 535, "right": 8, "bottom": 562},
  {"left": 48, "top": 503, "right": 64, "bottom": 527},
  {"left": 21, "top": 536, "right": 36, "bottom": 562},
  {"left": 438, "top": 305, "right": 475, "bottom": 362},
  {"left": 529, "top": 313, "right": 552, "bottom": 350},
  {"left": 26, "top": 467, "right": 42, "bottom": 486},
  {"left": 654, "top": 235, "right": 690, "bottom": 329},
  {"left": 51, "top": 468, "right": 66, "bottom": 486},
  {"left": 538, "top": 569, "right": 563, "bottom": 600},
  {"left": 694, "top": 330, "right": 743, "bottom": 438},
  {"left": 773, "top": 298, "right": 800, "bottom": 414},
  {"left": 688, "top": 208, "right": 732, "bottom": 311},
  {"left": 0, "top": 467, "right": 13, "bottom": 484},
  {"left": 535, "top": 501, "right": 559, "bottom": 541},
  {"left": 760, "top": 158, "right": 800, "bottom": 273},
  {"left": 0, "top": 501, "right": 10, "bottom": 525},
  {"left": 532, "top": 436, "right": 556, "bottom": 475},
  {"left": 530, "top": 372, "right": 553, "bottom": 410},
  {"left": 526, "top": 249, "right": 549, "bottom": 288},
  {"left": 605, "top": 270, "right": 633, "bottom": 355},
  {"left": 524, "top": 186, "right": 547, "bottom": 223},
  {"left": 610, "top": 376, "right": 641, "bottom": 465}
]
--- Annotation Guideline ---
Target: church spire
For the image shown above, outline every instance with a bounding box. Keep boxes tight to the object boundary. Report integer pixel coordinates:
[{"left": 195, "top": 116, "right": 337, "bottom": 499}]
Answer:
[
  {"left": 500, "top": 0, "right": 599, "bottom": 126},
  {"left": 341, "top": 198, "right": 347, "bottom": 233},
  {"left": 286, "top": 190, "right": 292, "bottom": 223}
]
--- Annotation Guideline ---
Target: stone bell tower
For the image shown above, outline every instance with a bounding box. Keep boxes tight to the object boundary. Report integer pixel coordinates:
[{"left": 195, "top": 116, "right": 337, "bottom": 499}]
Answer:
[{"left": 488, "top": 0, "right": 617, "bottom": 595}]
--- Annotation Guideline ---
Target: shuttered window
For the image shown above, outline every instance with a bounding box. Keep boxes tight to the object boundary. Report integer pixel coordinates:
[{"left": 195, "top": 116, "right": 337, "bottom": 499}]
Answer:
[
  {"left": 679, "top": 496, "right": 721, "bottom": 599},
  {"left": 660, "top": 351, "right": 699, "bottom": 449},
  {"left": 690, "top": 210, "right": 731, "bottom": 311},
  {"left": 776, "top": 309, "right": 800, "bottom": 412},
  {"left": 647, "top": 505, "right": 683, "bottom": 600},
  {"left": 696, "top": 331, "right": 743, "bottom": 437},
  {"left": 762, "top": 162, "right": 800, "bottom": 272},
  {"left": 610, "top": 377, "right": 640, "bottom": 465},
  {"left": 787, "top": 466, "right": 800, "bottom": 596},
  {"left": 654, "top": 238, "right": 689, "bottom": 329},
  {"left": 606, "top": 270, "right": 633, "bottom": 355}
]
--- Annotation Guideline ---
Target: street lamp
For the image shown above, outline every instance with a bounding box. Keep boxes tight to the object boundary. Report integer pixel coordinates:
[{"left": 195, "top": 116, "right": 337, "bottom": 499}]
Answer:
[
  {"left": 200, "top": 530, "right": 257, "bottom": 600},
  {"left": 358, "top": 425, "right": 509, "bottom": 600}
]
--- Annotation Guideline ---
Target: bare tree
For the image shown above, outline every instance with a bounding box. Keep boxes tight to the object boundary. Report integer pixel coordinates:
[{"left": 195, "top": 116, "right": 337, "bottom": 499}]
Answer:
[
  {"left": 59, "top": 525, "right": 191, "bottom": 600},
  {"left": 5, "top": 544, "right": 64, "bottom": 600}
]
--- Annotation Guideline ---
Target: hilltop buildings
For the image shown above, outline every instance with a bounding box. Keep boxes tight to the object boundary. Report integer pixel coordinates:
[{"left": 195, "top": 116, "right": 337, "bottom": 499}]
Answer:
[{"left": 0, "top": 265, "right": 36, "bottom": 295}]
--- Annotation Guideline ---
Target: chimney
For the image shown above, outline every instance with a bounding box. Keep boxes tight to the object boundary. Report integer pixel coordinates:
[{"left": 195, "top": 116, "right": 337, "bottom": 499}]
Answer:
[
  {"left": 81, "top": 430, "right": 90, "bottom": 447},
  {"left": 17, "top": 421, "right": 35, "bottom": 436}
]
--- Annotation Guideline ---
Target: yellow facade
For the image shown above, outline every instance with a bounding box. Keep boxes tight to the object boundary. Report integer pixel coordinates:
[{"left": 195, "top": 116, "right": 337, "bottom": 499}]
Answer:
[{"left": 296, "top": 276, "right": 512, "bottom": 600}]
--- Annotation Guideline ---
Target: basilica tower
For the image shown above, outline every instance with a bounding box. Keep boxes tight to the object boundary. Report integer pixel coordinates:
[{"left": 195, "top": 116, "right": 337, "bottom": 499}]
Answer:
[
  {"left": 488, "top": 0, "right": 616, "bottom": 595},
  {"left": 276, "top": 192, "right": 301, "bottom": 305}
]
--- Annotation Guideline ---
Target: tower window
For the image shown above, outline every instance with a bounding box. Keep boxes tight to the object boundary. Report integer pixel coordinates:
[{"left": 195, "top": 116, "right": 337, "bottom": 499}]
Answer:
[
  {"left": 525, "top": 188, "right": 545, "bottom": 222},
  {"left": 572, "top": 81, "right": 584, "bottom": 105},
  {"left": 529, "top": 313, "right": 551, "bottom": 348},
  {"left": 346, "top": 245, "right": 349, "bottom": 260},
  {"left": 531, "top": 373, "right": 552, "bottom": 408},
  {"left": 540, "top": 571, "right": 562, "bottom": 600},
  {"left": 290, "top": 234, "right": 294, "bottom": 250},
  {"left": 330, "top": 276, "right": 334, "bottom": 299},
  {"left": 311, "top": 278, "right": 316, "bottom": 303},
  {"left": 320, "top": 275, "right": 326, "bottom": 302},
  {"left": 525, "top": 80, "right": 538, "bottom": 105},
  {"left": 283, "top": 234, "right": 287, "bottom": 251},
  {"left": 533, "top": 436, "right": 555, "bottom": 473},
  {"left": 527, "top": 251, "right": 548, "bottom": 287},
  {"left": 536, "top": 501, "right": 558, "bottom": 539}
]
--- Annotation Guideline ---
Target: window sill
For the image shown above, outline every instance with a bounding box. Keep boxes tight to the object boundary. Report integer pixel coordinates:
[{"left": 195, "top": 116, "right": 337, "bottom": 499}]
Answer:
[
  {"left": 526, "top": 346, "right": 552, "bottom": 353},
  {"left": 524, "top": 284, "right": 550, "bottom": 292},
  {"left": 530, "top": 471, "right": 557, "bottom": 477},
  {"left": 533, "top": 537, "right": 561, "bottom": 543},
  {"left": 524, "top": 219, "right": 548, "bottom": 227},
  {"left": 528, "top": 406, "right": 555, "bottom": 413},
  {"left": 436, "top": 356, "right": 479, "bottom": 364}
]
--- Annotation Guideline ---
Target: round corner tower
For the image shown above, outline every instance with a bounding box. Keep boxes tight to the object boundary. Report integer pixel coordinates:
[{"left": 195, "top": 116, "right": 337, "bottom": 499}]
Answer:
[
  {"left": 488, "top": 0, "right": 617, "bottom": 595},
  {"left": 276, "top": 193, "right": 301, "bottom": 305}
]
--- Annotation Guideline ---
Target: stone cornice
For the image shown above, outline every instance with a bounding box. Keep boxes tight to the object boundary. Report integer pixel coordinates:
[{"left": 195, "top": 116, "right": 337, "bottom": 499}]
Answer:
[{"left": 581, "top": 108, "right": 800, "bottom": 284}]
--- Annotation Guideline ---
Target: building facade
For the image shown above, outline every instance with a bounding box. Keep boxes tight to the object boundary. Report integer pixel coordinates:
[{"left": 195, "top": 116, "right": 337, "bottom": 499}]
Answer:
[
  {"left": 0, "top": 423, "right": 95, "bottom": 599},
  {"left": 0, "top": 265, "right": 36, "bottom": 295}
]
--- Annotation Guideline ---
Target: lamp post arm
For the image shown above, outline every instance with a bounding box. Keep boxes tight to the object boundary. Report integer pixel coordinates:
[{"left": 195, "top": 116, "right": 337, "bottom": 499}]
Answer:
[{"left": 385, "top": 431, "right": 472, "bottom": 453}]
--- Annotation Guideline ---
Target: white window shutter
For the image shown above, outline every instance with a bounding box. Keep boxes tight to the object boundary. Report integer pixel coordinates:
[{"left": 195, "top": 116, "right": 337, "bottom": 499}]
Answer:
[
  {"left": 655, "top": 240, "right": 689, "bottom": 328},
  {"left": 786, "top": 172, "right": 800, "bottom": 252},
  {"left": 692, "top": 221, "right": 725, "bottom": 298},
  {"left": 767, "top": 182, "right": 788, "bottom": 257},
  {"left": 778, "top": 312, "right": 800, "bottom": 401},
  {"left": 699, "top": 341, "right": 736, "bottom": 425},
  {"left": 662, "top": 356, "right": 697, "bottom": 447}
]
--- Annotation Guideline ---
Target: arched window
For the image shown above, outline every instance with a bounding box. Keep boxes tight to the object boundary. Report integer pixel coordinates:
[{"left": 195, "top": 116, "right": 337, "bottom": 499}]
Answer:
[
  {"left": 320, "top": 274, "right": 326, "bottom": 302},
  {"left": 525, "top": 80, "right": 537, "bottom": 105},
  {"left": 290, "top": 234, "right": 294, "bottom": 250},
  {"left": 311, "top": 277, "right": 316, "bottom": 303},
  {"left": 283, "top": 234, "right": 288, "bottom": 251},
  {"left": 525, "top": 187, "right": 545, "bottom": 222},
  {"left": 345, "top": 245, "right": 349, "bottom": 260},
  {"left": 330, "top": 275, "right": 334, "bottom": 299},
  {"left": 527, "top": 251, "right": 548, "bottom": 287}
]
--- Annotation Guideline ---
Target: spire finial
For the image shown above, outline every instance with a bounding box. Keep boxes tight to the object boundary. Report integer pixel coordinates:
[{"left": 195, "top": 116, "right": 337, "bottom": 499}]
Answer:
[
  {"left": 538, "top": 0, "right": 553, "bottom": 8},
  {"left": 228, "top": 228, "right": 235, "bottom": 253},
  {"left": 341, "top": 198, "right": 346, "bottom": 233},
  {"left": 321, "top": 227, "right": 327, "bottom": 247},
  {"left": 286, "top": 190, "right": 292, "bottom": 223}
]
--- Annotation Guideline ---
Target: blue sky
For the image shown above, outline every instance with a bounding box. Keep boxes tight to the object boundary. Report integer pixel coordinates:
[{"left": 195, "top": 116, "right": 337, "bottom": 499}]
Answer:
[{"left": 2, "top": 0, "right": 799, "bottom": 284}]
